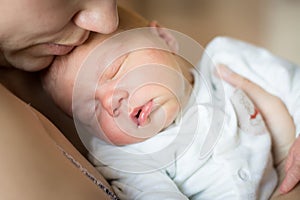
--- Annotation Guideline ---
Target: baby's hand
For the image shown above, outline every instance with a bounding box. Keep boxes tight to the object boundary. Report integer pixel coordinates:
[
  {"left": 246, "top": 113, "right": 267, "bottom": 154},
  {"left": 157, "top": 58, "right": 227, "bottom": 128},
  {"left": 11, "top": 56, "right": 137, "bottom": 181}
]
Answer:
[{"left": 280, "top": 136, "right": 300, "bottom": 193}]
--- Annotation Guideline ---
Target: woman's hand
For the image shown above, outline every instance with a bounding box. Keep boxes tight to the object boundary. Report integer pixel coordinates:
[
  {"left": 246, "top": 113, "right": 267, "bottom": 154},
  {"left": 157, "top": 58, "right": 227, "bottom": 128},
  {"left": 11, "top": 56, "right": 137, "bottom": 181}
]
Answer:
[
  {"left": 281, "top": 136, "right": 300, "bottom": 193},
  {"left": 216, "top": 64, "right": 298, "bottom": 194}
]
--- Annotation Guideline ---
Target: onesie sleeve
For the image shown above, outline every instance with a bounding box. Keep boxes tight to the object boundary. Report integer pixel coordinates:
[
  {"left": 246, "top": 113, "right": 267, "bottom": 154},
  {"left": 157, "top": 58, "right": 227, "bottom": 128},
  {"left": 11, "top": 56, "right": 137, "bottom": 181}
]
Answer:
[
  {"left": 204, "top": 36, "right": 300, "bottom": 137},
  {"left": 87, "top": 138, "right": 188, "bottom": 200},
  {"left": 92, "top": 161, "right": 188, "bottom": 200}
]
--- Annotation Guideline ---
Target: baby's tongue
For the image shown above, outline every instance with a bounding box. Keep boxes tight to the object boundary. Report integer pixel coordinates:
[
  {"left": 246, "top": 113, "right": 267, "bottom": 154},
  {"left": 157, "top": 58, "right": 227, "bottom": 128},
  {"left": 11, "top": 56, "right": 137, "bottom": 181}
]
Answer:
[{"left": 138, "top": 101, "right": 153, "bottom": 126}]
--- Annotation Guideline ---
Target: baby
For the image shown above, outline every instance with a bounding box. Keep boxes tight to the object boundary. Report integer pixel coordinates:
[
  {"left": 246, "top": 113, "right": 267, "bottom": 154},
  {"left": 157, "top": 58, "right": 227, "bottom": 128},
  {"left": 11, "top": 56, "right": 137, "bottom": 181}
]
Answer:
[{"left": 42, "top": 24, "right": 299, "bottom": 199}]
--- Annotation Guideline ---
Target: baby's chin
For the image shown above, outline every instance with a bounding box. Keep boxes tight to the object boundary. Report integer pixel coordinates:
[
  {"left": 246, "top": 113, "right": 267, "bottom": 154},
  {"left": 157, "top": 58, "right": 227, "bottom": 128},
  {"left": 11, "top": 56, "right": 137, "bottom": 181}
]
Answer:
[
  {"left": 100, "top": 131, "right": 145, "bottom": 146},
  {"left": 101, "top": 125, "right": 166, "bottom": 146}
]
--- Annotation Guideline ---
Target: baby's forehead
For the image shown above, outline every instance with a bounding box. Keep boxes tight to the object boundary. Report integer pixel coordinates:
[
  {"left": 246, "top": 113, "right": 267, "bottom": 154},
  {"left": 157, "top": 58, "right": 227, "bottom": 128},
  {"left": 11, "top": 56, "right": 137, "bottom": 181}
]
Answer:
[
  {"left": 92, "top": 28, "right": 168, "bottom": 51},
  {"left": 81, "top": 31, "right": 162, "bottom": 58},
  {"left": 50, "top": 29, "right": 173, "bottom": 84}
]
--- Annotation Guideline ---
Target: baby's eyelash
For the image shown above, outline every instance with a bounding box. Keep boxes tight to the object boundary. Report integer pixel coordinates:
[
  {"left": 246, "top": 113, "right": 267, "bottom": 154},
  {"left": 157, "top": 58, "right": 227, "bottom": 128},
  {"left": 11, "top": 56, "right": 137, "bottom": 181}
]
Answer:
[
  {"left": 109, "top": 60, "right": 121, "bottom": 78},
  {"left": 99, "top": 54, "right": 128, "bottom": 82},
  {"left": 108, "top": 54, "right": 128, "bottom": 79}
]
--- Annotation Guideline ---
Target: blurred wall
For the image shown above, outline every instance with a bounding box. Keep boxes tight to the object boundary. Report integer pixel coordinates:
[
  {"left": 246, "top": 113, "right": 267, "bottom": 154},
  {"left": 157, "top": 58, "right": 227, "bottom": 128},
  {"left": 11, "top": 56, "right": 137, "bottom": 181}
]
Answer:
[
  {"left": 262, "top": 0, "right": 300, "bottom": 65},
  {"left": 118, "top": 0, "right": 300, "bottom": 65}
]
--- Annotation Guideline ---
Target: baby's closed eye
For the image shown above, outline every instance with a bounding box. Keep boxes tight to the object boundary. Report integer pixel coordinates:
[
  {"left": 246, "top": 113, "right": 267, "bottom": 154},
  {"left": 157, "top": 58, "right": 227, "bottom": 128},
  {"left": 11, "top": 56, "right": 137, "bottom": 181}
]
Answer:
[{"left": 100, "top": 54, "right": 128, "bottom": 82}]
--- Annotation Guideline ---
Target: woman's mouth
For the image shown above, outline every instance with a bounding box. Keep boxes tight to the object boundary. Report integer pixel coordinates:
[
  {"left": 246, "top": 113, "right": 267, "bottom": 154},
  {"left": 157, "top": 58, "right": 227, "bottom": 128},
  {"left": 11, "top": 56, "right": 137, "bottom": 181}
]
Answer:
[
  {"left": 130, "top": 100, "right": 153, "bottom": 127},
  {"left": 45, "top": 30, "right": 90, "bottom": 55},
  {"left": 44, "top": 43, "right": 75, "bottom": 55}
]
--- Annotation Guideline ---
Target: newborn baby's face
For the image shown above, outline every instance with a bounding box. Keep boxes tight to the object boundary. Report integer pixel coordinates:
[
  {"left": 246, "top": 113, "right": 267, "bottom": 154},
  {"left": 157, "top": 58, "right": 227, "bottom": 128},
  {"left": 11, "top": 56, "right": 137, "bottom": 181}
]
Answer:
[{"left": 43, "top": 30, "right": 190, "bottom": 145}]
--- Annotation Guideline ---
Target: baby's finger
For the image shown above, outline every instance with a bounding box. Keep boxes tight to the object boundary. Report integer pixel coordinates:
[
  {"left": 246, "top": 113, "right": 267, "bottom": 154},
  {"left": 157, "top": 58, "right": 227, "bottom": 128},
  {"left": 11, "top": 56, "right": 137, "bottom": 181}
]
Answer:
[{"left": 230, "top": 89, "right": 266, "bottom": 136}]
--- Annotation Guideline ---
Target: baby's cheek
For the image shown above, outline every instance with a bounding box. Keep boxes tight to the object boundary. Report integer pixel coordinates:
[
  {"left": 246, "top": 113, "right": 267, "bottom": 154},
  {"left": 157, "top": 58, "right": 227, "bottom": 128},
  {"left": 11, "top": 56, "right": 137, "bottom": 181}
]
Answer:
[
  {"left": 95, "top": 109, "right": 121, "bottom": 144},
  {"left": 165, "top": 100, "right": 180, "bottom": 127},
  {"left": 97, "top": 116, "right": 127, "bottom": 145}
]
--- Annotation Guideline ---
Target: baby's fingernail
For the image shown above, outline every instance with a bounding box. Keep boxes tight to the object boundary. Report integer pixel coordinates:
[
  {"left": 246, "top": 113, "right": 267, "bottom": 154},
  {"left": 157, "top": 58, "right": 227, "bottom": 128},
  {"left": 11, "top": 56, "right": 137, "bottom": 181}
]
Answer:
[{"left": 216, "top": 64, "right": 233, "bottom": 78}]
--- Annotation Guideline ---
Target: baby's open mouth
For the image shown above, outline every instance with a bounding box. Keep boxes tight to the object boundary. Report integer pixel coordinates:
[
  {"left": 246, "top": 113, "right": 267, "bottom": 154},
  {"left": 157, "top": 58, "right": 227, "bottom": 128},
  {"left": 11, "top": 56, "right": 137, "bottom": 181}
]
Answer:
[{"left": 130, "top": 100, "right": 153, "bottom": 127}]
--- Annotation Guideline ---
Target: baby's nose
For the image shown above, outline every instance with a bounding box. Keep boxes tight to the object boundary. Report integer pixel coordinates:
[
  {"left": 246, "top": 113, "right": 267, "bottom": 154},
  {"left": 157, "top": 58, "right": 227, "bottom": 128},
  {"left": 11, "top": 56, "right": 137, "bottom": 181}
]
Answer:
[{"left": 98, "top": 88, "right": 129, "bottom": 117}]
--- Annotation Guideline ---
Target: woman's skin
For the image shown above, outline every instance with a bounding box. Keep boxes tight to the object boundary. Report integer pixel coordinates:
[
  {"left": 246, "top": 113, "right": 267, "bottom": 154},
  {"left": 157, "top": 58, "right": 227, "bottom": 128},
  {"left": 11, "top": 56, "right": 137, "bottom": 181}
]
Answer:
[{"left": 0, "top": 0, "right": 118, "bottom": 71}]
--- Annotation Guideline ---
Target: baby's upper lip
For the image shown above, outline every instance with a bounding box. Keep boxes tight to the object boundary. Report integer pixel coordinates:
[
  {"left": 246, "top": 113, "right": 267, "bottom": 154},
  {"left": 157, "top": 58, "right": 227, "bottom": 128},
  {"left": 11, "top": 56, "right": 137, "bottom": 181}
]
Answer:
[{"left": 130, "top": 100, "right": 153, "bottom": 127}]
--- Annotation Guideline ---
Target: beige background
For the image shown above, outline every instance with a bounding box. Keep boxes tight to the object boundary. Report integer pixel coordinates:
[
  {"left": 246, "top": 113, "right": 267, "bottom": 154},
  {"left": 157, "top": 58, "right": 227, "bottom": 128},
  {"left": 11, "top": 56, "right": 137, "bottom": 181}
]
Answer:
[{"left": 118, "top": 0, "right": 300, "bottom": 65}]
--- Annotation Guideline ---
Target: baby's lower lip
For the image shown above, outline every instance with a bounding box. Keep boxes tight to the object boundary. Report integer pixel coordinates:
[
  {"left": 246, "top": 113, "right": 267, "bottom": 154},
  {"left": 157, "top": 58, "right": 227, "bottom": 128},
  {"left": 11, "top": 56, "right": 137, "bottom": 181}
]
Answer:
[{"left": 131, "top": 100, "right": 153, "bottom": 127}]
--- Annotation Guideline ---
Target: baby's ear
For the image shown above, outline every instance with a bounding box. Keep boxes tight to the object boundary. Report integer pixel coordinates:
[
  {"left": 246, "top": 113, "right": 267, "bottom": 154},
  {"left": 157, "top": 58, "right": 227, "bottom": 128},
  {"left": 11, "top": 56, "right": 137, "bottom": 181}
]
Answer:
[{"left": 149, "top": 21, "right": 179, "bottom": 54}]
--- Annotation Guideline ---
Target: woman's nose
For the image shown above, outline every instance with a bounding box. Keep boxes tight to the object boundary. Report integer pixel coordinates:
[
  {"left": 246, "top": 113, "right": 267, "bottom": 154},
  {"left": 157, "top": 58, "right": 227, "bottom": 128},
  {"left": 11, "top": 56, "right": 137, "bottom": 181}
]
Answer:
[
  {"left": 73, "top": 0, "right": 119, "bottom": 34},
  {"left": 96, "top": 86, "right": 129, "bottom": 117}
]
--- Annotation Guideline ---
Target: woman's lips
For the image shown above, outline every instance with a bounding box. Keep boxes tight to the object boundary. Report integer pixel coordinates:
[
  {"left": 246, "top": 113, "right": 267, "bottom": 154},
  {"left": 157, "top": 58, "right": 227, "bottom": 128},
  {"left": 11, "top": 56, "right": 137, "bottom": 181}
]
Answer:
[
  {"left": 131, "top": 100, "right": 153, "bottom": 127},
  {"left": 44, "top": 30, "right": 90, "bottom": 55},
  {"left": 44, "top": 43, "right": 75, "bottom": 55}
]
